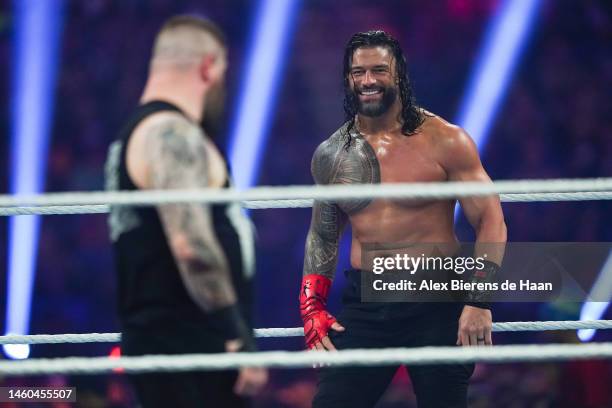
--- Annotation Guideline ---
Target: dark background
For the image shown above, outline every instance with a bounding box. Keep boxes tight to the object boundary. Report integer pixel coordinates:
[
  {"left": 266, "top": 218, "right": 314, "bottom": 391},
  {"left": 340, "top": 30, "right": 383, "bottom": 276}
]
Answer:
[{"left": 0, "top": 0, "right": 611, "bottom": 406}]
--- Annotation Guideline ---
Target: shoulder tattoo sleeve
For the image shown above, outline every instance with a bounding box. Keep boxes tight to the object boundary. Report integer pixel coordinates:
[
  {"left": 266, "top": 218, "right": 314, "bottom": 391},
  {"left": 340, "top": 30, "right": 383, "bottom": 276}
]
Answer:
[
  {"left": 312, "top": 133, "right": 380, "bottom": 214},
  {"left": 145, "top": 116, "right": 236, "bottom": 310},
  {"left": 303, "top": 132, "right": 380, "bottom": 278}
]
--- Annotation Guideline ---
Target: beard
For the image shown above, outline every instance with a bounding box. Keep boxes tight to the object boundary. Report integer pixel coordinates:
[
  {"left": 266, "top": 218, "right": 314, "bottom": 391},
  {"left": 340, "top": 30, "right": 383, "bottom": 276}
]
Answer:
[
  {"left": 349, "top": 84, "right": 398, "bottom": 117},
  {"left": 201, "top": 81, "right": 226, "bottom": 138}
]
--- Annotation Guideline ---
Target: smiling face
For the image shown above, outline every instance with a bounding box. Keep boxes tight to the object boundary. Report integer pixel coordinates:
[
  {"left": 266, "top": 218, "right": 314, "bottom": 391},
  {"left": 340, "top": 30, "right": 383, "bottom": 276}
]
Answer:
[{"left": 348, "top": 46, "right": 398, "bottom": 117}]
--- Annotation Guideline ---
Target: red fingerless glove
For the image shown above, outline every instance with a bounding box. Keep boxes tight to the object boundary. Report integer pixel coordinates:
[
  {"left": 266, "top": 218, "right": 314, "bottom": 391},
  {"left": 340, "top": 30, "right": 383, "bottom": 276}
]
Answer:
[{"left": 299, "top": 274, "right": 336, "bottom": 349}]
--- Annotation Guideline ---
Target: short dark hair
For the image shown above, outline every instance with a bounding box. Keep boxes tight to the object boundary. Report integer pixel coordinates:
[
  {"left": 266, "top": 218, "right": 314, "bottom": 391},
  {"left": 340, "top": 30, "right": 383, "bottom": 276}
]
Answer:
[
  {"left": 343, "top": 30, "right": 424, "bottom": 140},
  {"left": 158, "top": 15, "right": 227, "bottom": 49}
]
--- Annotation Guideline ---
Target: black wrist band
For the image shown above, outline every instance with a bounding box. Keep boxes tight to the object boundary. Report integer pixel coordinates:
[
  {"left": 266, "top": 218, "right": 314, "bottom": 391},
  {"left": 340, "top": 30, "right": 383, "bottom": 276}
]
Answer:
[
  {"left": 465, "top": 301, "right": 492, "bottom": 310},
  {"left": 464, "top": 260, "right": 499, "bottom": 309},
  {"left": 208, "top": 305, "right": 256, "bottom": 351}
]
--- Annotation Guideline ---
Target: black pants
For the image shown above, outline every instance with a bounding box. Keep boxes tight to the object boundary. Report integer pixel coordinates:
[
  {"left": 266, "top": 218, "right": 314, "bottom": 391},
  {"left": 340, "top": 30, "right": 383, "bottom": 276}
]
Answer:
[
  {"left": 313, "top": 269, "right": 474, "bottom": 408},
  {"left": 122, "top": 325, "right": 248, "bottom": 408}
]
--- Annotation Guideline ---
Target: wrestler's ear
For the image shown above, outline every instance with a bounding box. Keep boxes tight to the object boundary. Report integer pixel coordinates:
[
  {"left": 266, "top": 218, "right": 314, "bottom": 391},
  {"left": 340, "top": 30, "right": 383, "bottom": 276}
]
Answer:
[{"left": 198, "top": 54, "right": 217, "bottom": 84}]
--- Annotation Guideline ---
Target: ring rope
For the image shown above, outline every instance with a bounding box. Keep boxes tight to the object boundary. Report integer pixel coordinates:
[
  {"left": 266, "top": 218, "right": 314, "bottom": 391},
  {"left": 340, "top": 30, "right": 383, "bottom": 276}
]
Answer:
[
  {"left": 1, "top": 343, "right": 612, "bottom": 376},
  {"left": 0, "top": 178, "right": 610, "bottom": 210},
  {"left": 1, "top": 320, "right": 611, "bottom": 345},
  {"left": 1, "top": 191, "right": 611, "bottom": 216}
]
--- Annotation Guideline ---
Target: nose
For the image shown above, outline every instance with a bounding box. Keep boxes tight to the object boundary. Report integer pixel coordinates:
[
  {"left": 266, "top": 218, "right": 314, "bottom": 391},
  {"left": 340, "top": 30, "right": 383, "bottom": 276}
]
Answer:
[{"left": 362, "top": 70, "right": 376, "bottom": 86}]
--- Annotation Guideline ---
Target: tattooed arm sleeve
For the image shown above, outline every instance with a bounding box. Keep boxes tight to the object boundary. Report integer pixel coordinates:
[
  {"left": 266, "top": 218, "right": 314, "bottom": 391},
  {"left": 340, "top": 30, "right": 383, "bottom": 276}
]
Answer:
[
  {"left": 145, "top": 115, "right": 236, "bottom": 311},
  {"left": 303, "top": 141, "right": 348, "bottom": 279}
]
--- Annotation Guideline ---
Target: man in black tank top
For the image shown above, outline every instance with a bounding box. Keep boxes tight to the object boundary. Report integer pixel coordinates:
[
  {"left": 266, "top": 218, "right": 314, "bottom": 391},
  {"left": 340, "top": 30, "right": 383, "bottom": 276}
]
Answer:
[{"left": 104, "top": 16, "right": 267, "bottom": 407}]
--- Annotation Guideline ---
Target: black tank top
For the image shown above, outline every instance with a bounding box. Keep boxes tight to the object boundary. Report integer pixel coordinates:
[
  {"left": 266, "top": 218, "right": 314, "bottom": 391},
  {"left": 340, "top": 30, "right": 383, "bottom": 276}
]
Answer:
[{"left": 105, "top": 101, "right": 254, "bottom": 331}]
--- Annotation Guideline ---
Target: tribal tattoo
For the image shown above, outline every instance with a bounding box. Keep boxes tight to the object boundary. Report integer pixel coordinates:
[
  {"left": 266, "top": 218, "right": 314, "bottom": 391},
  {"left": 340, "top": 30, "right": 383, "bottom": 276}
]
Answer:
[{"left": 303, "top": 125, "right": 381, "bottom": 278}]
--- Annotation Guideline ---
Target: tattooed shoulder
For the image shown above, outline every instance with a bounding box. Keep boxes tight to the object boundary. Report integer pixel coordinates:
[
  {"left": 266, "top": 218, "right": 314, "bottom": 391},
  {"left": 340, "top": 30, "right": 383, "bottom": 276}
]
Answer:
[
  {"left": 311, "top": 123, "right": 381, "bottom": 214},
  {"left": 144, "top": 114, "right": 209, "bottom": 189}
]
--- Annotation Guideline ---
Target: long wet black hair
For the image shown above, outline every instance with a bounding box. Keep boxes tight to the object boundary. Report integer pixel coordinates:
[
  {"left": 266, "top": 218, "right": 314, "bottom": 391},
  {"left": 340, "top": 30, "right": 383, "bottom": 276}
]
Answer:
[{"left": 342, "top": 30, "right": 424, "bottom": 143}]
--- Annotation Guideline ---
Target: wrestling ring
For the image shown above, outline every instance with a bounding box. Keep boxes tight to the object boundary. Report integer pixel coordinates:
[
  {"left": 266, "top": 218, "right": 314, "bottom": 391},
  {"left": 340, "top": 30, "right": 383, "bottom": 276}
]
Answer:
[{"left": 0, "top": 177, "right": 611, "bottom": 376}]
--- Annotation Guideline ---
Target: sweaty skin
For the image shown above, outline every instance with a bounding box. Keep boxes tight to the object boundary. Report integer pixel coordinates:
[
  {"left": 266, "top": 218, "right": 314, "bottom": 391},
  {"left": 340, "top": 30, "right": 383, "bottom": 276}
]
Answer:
[
  {"left": 306, "top": 114, "right": 504, "bottom": 272},
  {"left": 303, "top": 45, "right": 507, "bottom": 349}
]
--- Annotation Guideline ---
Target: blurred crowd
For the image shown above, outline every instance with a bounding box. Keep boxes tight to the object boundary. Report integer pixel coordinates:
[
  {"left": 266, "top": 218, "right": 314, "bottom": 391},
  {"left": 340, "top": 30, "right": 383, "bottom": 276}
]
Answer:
[{"left": 0, "top": 0, "right": 611, "bottom": 406}]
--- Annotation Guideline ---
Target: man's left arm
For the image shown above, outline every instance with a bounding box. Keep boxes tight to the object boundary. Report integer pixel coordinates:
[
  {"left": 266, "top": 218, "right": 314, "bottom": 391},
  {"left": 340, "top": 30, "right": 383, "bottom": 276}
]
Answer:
[{"left": 440, "top": 125, "right": 507, "bottom": 346}]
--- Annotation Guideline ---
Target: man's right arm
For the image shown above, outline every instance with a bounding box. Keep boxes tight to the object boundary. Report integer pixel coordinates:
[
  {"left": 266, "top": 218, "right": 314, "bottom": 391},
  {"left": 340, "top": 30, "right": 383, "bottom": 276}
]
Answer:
[
  {"left": 300, "top": 142, "right": 347, "bottom": 350},
  {"left": 140, "top": 115, "right": 253, "bottom": 348},
  {"left": 303, "top": 200, "right": 346, "bottom": 279},
  {"left": 303, "top": 139, "right": 349, "bottom": 278}
]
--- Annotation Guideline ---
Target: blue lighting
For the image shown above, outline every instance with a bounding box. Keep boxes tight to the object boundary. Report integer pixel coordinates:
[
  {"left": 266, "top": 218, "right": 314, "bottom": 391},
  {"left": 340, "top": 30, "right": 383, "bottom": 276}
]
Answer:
[
  {"left": 228, "top": 0, "right": 301, "bottom": 189},
  {"left": 452, "top": 0, "right": 609, "bottom": 341},
  {"left": 456, "top": 0, "right": 542, "bottom": 145},
  {"left": 4, "top": 0, "right": 64, "bottom": 359},
  {"left": 578, "top": 253, "right": 612, "bottom": 341},
  {"left": 454, "top": 0, "right": 541, "bottom": 224}
]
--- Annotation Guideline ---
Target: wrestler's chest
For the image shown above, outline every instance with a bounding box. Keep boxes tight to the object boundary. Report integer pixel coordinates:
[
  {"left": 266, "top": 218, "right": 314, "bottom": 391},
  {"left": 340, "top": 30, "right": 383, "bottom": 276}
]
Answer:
[
  {"left": 375, "top": 146, "right": 446, "bottom": 184},
  {"left": 334, "top": 138, "right": 446, "bottom": 214},
  {"left": 339, "top": 136, "right": 446, "bottom": 184}
]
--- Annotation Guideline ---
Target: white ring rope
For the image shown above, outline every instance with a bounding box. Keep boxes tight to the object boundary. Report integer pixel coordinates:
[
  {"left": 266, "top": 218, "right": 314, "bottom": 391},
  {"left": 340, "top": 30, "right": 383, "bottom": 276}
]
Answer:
[
  {"left": 1, "top": 343, "right": 612, "bottom": 376},
  {"left": 1, "top": 320, "right": 611, "bottom": 345},
  {"left": 0, "top": 178, "right": 610, "bottom": 211},
  {"left": 1, "top": 191, "right": 611, "bottom": 216}
]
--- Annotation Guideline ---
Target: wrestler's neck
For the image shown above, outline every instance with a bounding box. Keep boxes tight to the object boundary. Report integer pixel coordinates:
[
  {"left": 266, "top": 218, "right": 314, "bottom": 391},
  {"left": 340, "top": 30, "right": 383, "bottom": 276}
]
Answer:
[
  {"left": 140, "top": 71, "right": 206, "bottom": 124},
  {"left": 356, "top": 100, "right": 403, "bottom": 138}
]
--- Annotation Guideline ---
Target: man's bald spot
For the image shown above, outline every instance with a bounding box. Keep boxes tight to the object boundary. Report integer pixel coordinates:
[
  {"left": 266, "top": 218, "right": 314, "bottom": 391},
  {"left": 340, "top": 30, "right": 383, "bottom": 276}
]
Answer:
[{"left": 151, "top": 18, "right": 226, "bottom": 67}]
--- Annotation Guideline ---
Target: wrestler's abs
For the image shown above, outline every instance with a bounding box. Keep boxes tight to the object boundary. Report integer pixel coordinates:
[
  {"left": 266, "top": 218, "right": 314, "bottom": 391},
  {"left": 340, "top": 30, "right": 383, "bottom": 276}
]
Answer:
[{"left": 344, "top": 130, "right": 458, "bottom": 269}]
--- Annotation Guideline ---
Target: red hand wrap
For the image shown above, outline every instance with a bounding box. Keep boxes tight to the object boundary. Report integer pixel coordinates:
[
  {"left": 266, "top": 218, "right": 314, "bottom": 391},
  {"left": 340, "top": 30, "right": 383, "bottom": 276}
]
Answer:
[{"left": 299, "top": 274, "right": 336, "bottom": 349}]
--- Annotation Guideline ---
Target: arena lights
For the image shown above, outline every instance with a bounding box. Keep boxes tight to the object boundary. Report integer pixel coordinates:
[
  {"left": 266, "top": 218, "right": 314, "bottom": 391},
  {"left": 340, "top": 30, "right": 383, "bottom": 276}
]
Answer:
[
  {"left": 456, "top": 0, "right": 542, "bottom": 145},
  {"left": 452, "top": 0, "right": 609, "bottom": 341},
  {"left": 4, "top": 0, "right": 64, "bottom": 359},
  {"left": 579, "top": 254, "right": 612, "bottom": 341},
  {"left": 228, "top": 0, "right": 301, "bottom": 189},
  {"left": 454, "top": 0, "right": 541, "bottom": 221}
]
